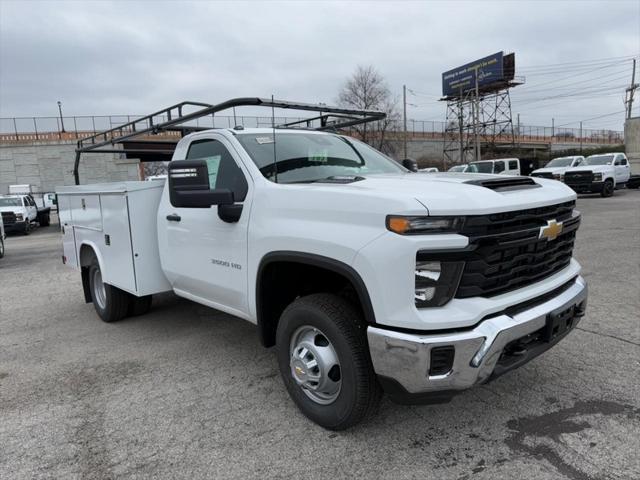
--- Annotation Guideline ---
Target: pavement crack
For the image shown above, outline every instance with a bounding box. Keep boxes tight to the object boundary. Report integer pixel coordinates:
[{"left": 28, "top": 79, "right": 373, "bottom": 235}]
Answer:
[{"left": 576, "top": 327, "right": 640, "bottom": 347}]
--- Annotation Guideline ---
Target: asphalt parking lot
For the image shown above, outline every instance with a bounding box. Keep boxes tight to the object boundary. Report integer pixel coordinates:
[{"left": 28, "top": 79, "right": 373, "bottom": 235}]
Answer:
[{"left": 1, "top": 191, "right": 639, "bottom": 480}]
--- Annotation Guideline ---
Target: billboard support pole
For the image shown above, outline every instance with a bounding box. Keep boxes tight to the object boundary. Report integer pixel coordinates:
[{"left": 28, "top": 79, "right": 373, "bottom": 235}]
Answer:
[
  {"left": 458, "top": 88, "right": 463, "bottom": 165},
  {"left": 473, "top": 66, "right": 481, "bottom": 162}
]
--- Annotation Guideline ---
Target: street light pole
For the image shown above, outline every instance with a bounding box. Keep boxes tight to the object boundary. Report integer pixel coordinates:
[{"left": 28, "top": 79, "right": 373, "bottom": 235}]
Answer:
[{"left": 57, "top": 101, "right": 66, "bottom": 133}]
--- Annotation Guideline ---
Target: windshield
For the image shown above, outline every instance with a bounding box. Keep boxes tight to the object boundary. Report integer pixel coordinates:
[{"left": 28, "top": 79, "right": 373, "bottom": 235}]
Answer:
[
  {"left": 448, "top": 165, "right": 465, "bottom": 172},
  {"left": 546, "top": 157, "right": 576, "bottom": 167},
  {"left": 236, "top": 132, "right": 405, "bottom": 183},
  {"left": 470, "top": 161, "right": 494, "bottom": 173},
  {"left": 0, "top": 197, "right": 22, "bottom": 207},
  {"left": 584, "top": 155, "right": 614, "bottom": 166}
]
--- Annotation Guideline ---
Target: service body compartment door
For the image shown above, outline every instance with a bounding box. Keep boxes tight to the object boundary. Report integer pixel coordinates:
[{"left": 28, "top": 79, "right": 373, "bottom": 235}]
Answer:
[
  {"left": 58, "top": 195, "right": 78, "bottom": 268},
  {"left": 99, "top": 193, "right": 137, "bottom": 293},
  {"left": 68, "top": 195, "right": 102, "bottom": 230}
]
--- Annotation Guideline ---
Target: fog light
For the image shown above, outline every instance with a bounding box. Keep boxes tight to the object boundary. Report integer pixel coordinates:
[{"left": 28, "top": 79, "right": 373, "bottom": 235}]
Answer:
[{"left": 415, "top": 286, "right": 436, "bottom": 302}]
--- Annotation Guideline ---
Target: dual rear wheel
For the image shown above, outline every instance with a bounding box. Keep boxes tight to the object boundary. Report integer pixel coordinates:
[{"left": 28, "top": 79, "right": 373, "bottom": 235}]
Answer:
[{"left": 88, "top": 259, "right": 152, "bottom": 323}]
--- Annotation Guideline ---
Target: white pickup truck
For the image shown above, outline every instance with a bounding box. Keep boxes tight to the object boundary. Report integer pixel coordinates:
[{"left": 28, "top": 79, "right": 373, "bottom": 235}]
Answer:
[
  {"left": 563, "top": 152, "right": 631, "bottom": 197},
  {"left": 469, "top": 158, "right": 521, "bottom": 175},
  {"left": 531, "top": 155, "right": 584, "bottom": 181},
  {"left": 57, "top": 99, "right": 588, "bottom": 430},
  {"left": 0, "top": 194, "right": 51, "bottom": 234}
]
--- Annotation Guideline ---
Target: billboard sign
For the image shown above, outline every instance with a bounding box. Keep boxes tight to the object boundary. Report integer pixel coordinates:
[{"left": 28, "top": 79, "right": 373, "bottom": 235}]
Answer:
[{"left": 442, "top": 52, "right": 504, "bottom": 97}]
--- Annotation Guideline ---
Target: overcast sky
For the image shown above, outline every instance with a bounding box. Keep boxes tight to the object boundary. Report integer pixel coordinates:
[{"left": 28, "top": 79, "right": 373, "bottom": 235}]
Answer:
[{"left": 1, "top": 0, "right": 638, "bottom": 131}]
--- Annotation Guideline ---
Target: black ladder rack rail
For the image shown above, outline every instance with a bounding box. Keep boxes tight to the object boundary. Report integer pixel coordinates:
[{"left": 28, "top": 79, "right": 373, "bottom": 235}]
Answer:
[{"left": 73, "top": 97, "right": 386, "bottom": 184}]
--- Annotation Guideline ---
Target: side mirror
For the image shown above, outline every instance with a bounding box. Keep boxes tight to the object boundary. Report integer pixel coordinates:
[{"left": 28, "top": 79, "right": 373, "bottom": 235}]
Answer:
[
  {"left": 402, "top": 158, "right": 418, "bottom": 172},
  {"left": 168, "top": 160, "right": 234, "bottom": 208}
]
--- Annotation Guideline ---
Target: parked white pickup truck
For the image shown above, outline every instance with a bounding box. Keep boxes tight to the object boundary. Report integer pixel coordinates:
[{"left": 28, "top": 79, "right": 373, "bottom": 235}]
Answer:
[
  {"left": 563, "top": 152, "right": 631, "bottom": 197},
  {"left": 57, "top": 99, "right": 588, "bottom": 430},
  {"left": 0, "top": 194, "right": 51, "bottom": 234},
  {"left": 469, "top": 158, "right": 521, "bottom": 175},
  {"left": 531, "top": 155, "right": 584, "bottom": 181}
]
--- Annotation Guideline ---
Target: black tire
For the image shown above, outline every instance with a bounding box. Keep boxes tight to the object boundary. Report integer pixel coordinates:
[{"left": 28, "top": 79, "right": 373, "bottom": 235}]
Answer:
[
  {"left": 0, "top": 238, "right": 4, "bottom": 258},
  {"left": 88, "top": 259, "right": 130, "bottom": 323},
  {"left": 23, "top": 223, "right": 31, "bottom": 235},
  {"left": 601, "top": 179, "right": 614, "bottom": 197},
  {"left": 276, "top": 293, "right": 381, "bottom": 430},
  {"left": 128, "top": 295, "right": 152, "bottom": 316}
]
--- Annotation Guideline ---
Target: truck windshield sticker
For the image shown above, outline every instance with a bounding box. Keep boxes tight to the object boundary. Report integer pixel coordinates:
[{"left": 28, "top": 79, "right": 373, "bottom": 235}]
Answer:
[
  {"left": 255, "top": 136, "right": 274, "bottom": 145},
  {"left": 204, "top": 155, "right": 222, "bottom": 188},
  {"left": 308, "top": 148, "right": 329, "bottom": 163}
]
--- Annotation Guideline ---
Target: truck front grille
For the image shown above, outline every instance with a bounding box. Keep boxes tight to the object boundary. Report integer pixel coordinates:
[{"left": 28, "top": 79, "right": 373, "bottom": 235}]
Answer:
[
  {"left": 1, "top": 211, "right": 16, "bottom": 225},
  {"left": 421, "top": 201, "right": 579, "bottom": 299},
  {"left": 564, "top": 171, "right": 594, "bottom": 185}
]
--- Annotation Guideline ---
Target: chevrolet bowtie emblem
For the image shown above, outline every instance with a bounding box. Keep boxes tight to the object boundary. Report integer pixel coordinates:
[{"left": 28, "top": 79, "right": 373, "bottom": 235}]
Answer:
[{"left": 539, "top": 219, "right": 563, "bottom": 241}]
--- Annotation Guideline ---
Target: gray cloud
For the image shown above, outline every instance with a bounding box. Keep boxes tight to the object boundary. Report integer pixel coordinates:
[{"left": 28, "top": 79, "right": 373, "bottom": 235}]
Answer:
[{"left": 1, "top": 0, "right": 638, "bottom": 131}]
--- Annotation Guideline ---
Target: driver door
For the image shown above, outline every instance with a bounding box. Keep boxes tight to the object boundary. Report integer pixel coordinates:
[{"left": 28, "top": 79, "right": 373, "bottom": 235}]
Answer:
[
  {"left": 161, "top": 134, "right": 252, "bottom": 318},
  {"left": 614, "top": 155, "right": 630, "bottom": 183}
]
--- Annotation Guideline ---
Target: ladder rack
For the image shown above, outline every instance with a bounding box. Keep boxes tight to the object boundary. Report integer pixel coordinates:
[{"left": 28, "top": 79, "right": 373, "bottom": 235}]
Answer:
[{"left": 73, "top": 97, "right": 385, "bottom": 184}]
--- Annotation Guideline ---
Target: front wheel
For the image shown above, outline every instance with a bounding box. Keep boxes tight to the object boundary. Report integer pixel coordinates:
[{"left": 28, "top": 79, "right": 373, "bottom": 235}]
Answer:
[
  {"left": 601, "top": 179, "right": 614, "bottom": 197},
  {"left": 276, "top": 293, "right": 381, "bottom": 430},
  {"left": 88, "top": 259, "right": 130, "bottom": 322},
  {"left": 0, "top": 238, "right": 4, "bottom": 258}
]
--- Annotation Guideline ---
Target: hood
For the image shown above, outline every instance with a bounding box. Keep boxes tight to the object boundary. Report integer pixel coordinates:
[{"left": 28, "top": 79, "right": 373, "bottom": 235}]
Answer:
[
  {"left": 276, "top": 172, "right": 577, "bottom": 216},
  {"left": 0, "top": 205, "right": 25, "bottom": 213},
  {"left": 565, "top": 165, "right": 612, "bottom": 174}
]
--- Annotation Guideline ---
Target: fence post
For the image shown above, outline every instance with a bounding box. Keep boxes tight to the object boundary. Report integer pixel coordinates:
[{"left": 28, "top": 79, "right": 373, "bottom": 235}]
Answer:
[
  {"left": 33, "top": 117, "right": 38, "bottom": 140},
  {"left": 74, "top": 117, "right": 78, "bottom": 139},
  {"left": 92, "top": 116, "right": 96, "bottom": 134},
  {"left": 13, "top": 118, "right": 18, "bottom": 141}
]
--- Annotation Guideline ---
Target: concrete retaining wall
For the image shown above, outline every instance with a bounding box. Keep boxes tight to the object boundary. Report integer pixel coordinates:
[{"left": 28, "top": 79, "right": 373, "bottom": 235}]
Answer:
[{"left": 0, "top": 141, "right": 140, "bottom": 194}]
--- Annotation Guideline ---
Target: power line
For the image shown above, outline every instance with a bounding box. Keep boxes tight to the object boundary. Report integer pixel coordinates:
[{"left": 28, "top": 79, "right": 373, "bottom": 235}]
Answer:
[
  {"left": 555, "top": 110, "right": 626, "bottom": 127},
  {"left": 518, "top": 54, "right": 637, "bottom": 71}
]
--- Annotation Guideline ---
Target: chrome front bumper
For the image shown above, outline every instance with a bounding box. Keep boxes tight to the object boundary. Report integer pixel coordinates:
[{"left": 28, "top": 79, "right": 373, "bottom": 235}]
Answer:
[{"left": 367, "top": 276, "right": 588, "bottom": 396}]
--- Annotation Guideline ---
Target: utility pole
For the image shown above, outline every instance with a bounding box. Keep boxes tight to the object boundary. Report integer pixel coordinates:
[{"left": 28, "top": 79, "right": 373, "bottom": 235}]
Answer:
[
  {"left": 403, "top": 84, "right": 407, "bottom": 159},
  {"left": 516, "top": 113, "right": 520, "bottom": 148},
  {"left": 579, "top": 121, "right": 583, "bottom": 153},
  {"left": 625, "top": 58, "right": 637, "bottom": 119},
  {"left": 57, "top": 101, "right": 65, "bottom": 133},
  {"left": 551, "top": 117, "right": 555, "bottom": 140}
]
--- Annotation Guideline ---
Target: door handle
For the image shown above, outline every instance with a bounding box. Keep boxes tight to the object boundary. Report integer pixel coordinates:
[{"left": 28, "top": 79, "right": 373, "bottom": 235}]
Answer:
[{"left": 166, "top": 214, "right": 181, "bottom": 222}]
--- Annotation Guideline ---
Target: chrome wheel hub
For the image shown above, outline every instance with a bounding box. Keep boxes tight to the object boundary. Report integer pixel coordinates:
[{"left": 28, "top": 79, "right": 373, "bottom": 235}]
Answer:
[
  {"left": 92, "top": 268, "right": 107, "bottom": 310},
  {"left": 289, "top": 326, "right": 342, "bottom": 405}
]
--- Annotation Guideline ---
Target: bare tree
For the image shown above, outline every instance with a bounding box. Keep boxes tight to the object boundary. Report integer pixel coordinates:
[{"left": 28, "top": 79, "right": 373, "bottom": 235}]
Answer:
[{"left": 337, "top": 65, "right": 400, "bottom": 155}]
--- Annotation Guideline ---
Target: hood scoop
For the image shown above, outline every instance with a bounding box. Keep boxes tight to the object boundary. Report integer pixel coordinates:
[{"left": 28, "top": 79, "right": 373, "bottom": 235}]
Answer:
[
  {"left": 314, "top": 175, "right": 365, "bottom": 184},
  {"left": 465, "top": 177, "right": 540, "bottom": 191}
]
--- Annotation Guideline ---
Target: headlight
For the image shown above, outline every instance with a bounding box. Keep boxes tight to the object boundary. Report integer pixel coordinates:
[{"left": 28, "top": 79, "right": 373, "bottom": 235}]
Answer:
[
  {"left": 593, "top": 172, "right": 603, "bottom": 181},
  {"left": 415, "top": 257, "right": 465, "bottom": 307},
  {"left": 15, "top": 213, "right": 23, "bottom": 221},
  {"left": 387, "top": 216, "right": 464, "bottom": 235}
]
